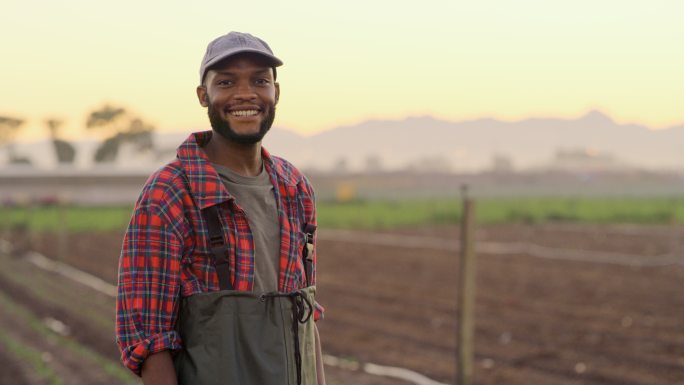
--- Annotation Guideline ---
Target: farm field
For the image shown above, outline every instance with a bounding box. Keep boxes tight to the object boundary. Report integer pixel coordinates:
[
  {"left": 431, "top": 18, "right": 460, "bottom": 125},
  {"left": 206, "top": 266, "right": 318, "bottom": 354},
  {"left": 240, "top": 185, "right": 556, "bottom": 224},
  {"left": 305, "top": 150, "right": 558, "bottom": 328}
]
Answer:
[
  {"left": 4, "top": 196, "right": 684, "bottom": 232},
  {"left": 1, "top": 222, "right": 683, "bottom": 384},
  {"left": 0, "top": 237, "right": 403, "bottom": 385}
]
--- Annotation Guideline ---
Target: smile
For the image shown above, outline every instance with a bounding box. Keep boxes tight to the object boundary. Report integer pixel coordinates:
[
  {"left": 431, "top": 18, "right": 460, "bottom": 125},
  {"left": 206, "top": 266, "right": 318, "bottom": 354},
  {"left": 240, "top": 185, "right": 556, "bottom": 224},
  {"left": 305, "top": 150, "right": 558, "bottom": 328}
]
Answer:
[{"left": 230, "top": 110, "right": 260, "bottom": 117}]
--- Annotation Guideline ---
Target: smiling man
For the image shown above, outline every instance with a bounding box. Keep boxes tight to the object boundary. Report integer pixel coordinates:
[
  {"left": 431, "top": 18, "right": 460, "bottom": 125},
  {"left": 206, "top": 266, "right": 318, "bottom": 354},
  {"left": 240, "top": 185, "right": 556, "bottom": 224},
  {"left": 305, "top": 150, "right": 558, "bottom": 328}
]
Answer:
[{"left": 116, "top": 32, "right": 325, "bottom": 385}]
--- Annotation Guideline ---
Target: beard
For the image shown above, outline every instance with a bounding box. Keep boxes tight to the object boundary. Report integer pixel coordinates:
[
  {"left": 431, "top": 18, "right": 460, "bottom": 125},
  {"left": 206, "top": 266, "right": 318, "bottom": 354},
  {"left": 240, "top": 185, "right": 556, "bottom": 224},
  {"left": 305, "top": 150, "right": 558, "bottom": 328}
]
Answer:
[{"left": 207, "top": 102, "right": 276, "bottom": 144}]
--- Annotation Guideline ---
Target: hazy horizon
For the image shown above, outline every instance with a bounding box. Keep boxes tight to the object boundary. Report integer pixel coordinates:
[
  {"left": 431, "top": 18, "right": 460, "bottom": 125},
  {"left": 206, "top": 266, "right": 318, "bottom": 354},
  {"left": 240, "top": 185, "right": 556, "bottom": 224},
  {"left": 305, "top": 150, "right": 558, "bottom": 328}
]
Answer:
[
  {"left": 6, "top": 109, "right": 684, "bottom": 174},
  {"left": 8, "top": 108, "right": 684, "bottom": 146},
  {"left": 3, "top": 0, "right": 684, "bottom": 142}
]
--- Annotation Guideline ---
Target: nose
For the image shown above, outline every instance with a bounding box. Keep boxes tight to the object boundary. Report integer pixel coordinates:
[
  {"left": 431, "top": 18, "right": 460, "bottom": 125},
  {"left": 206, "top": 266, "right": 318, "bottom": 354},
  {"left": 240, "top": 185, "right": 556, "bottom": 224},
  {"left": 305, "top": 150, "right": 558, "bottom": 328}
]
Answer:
[{"left": 233, "top": 80, "right": 257, "bottom": 101}]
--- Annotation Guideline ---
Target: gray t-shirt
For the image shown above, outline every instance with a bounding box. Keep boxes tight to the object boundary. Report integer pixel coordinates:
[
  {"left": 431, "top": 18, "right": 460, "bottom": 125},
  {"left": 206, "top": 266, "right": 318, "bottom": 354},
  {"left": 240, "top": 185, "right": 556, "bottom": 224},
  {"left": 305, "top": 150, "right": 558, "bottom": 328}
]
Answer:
[{"left": 213, "top": 163, "right": 281, "bottom": 293}]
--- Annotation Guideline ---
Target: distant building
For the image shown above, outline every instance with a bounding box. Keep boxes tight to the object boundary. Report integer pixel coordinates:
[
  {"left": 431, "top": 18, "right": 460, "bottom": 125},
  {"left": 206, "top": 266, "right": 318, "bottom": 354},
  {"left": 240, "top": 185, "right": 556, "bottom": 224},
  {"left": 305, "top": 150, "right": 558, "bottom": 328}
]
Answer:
[
  {"left": 490, "top": 154, "right": 514, "bottom": 173},
  {"left": 405, "top": 156, "right": 452, "bottom": 173},
  {"left": 545, "top": 148, "right": 632, "bottom": 173},
  {"left": 364, "top": 155, "right": 384, "bottom": 173}
]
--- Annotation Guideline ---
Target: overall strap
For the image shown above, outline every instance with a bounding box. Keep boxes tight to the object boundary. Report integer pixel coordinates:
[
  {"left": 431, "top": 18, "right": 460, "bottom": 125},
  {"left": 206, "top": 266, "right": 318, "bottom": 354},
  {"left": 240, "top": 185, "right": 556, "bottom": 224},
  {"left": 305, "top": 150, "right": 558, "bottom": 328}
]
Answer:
[
  {"left": 302, "top": 223, "right": 317, "bottom": 287},
  {"left": 260, "top": 291, "right": 313, "bottom": 385},
  {"left": 203, "top": 205, "right": 233, "bottom": 291}
]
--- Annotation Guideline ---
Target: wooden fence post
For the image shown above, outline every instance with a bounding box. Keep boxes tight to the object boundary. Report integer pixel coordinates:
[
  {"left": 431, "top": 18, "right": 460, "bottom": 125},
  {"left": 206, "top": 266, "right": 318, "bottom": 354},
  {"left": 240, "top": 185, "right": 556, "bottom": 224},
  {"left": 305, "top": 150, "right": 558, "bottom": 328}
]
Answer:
[
  {"left": 457, "top": 186, "right": 477, "bottom": 385},
  {"left": 57, "top": 201, "right": 68, "bottom": 261}
]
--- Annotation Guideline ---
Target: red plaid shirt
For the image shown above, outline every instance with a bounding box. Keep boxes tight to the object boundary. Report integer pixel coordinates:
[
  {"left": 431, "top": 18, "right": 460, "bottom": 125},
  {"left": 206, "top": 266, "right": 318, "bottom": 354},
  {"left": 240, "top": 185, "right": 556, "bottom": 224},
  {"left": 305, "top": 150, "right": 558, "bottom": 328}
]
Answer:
[{"left": 115, "top": 131, "right": 322, "bottom": 376}]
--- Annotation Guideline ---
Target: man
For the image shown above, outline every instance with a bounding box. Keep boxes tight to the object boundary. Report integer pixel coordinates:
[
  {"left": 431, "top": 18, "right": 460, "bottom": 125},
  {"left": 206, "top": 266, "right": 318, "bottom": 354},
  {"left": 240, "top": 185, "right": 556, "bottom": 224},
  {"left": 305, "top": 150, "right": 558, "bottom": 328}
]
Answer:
[{"left": 116, "top": 31, "right": 325, "bottom": 385}]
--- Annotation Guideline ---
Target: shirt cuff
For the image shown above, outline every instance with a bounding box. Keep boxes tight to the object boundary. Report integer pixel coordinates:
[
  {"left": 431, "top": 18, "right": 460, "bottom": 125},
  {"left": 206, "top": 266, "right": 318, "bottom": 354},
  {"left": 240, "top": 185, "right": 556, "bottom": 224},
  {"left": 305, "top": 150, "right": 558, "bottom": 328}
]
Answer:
[
  {"left": 313, "top": 301, "right": 325, "bottom": 322},
  {"left": 119, "top": 330, "right": 183, "bottom": 377}
]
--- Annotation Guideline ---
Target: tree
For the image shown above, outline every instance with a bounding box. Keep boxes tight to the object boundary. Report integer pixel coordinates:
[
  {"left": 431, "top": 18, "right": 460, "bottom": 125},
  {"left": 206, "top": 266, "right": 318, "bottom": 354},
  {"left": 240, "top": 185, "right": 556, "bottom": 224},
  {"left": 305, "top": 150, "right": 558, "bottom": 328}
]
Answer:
[
  {"left": 86, "top": 105, "right": 127, "bottom": 136},
  {"left": 0, "top": 115, "right": 25, "bottom": 164},
  {"left": 45, "top": 118, "right": 76, "bottom": 164},
  {"left": 124, "top": 118, "right": 154, "bottom": 151},
  {"left": 93, "top": 135, "right": 121, "bottom": 163},
  {"left": 0, "top": 115, "right": 24, "bottom": 146},
  {"left": 86, "top": 104, "right": 156, "bottom": 163},
  {"left": 46, "top": 118, "right": 63, "bottom": 139}
]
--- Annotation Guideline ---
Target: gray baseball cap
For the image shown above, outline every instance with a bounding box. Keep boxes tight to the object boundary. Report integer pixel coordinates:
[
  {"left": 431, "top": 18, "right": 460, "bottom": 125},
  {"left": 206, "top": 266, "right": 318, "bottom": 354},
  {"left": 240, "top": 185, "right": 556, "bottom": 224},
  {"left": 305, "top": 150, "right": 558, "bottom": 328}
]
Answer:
[{"left": 199, "top": 31, "right": 283, "bottom": 83}]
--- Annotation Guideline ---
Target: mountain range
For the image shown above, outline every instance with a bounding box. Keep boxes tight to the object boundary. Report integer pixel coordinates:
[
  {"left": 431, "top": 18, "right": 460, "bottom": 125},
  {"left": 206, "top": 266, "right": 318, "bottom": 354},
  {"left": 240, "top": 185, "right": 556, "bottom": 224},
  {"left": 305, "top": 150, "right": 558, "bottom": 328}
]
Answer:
[
  {"left": 5, "top": 110, "right": 684, "bottom": 173},
  {"left": 263, "top": 110, "right": 684, "bottom": 172}
]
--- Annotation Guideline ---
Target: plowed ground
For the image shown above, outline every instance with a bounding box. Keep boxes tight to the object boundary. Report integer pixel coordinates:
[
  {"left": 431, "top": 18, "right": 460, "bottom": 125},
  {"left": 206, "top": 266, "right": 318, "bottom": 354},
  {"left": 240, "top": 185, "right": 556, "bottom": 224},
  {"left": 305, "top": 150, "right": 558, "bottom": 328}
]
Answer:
[{"left": 2, "top": 223, "right": 684, "bottom": 385}]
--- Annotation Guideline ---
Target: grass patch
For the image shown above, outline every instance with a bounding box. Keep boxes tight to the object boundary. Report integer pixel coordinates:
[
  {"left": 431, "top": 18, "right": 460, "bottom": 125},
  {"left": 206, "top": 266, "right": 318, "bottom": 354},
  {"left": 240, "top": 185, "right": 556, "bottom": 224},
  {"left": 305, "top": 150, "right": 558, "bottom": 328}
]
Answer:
[
  {"left": 317, "top": 199, "right": 461, "bottom": 229},
  {"left": 0, "top": 205, "right": 133, "bottom": 232},
  {"left": 0, "top": 329, "right": 64, "bottom": 385},
  {"left": 0, "top": 254, "right": 114, "bottom": 331},
  {"left": 0, "top": 290, "right": 140, "bottom": 385},
  {"left": 1, "top": 197, "right": 683, "bottom": 232},
  {"left": 476, "top": 197, "right": 682, "bottom": 225},
  {"left": 317, "top": 197, "right": 684, "bottom": 229}
]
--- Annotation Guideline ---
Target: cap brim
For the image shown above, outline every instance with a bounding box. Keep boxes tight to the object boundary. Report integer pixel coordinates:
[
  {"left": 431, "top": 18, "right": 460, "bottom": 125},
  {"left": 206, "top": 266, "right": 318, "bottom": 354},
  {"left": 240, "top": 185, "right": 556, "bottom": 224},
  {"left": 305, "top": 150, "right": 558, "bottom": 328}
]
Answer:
[{"left": 205, "top": 48, "right": 283, "bottom": 70}]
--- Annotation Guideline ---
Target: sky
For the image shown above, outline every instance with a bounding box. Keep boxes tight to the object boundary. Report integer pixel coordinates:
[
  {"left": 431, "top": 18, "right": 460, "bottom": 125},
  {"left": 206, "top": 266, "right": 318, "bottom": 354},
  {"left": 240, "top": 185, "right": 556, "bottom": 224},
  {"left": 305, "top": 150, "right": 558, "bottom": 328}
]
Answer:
[{"left": 2, "top": 0, "right": 684, "bottom": 141}]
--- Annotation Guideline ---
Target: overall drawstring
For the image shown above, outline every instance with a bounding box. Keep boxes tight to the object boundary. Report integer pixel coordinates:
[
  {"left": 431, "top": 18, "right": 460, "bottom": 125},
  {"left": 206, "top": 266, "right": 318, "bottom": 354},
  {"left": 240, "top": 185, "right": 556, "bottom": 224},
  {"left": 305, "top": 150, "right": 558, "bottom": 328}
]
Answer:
[{"left": 260, "top": 291, "right": 313, "bottom": 385}]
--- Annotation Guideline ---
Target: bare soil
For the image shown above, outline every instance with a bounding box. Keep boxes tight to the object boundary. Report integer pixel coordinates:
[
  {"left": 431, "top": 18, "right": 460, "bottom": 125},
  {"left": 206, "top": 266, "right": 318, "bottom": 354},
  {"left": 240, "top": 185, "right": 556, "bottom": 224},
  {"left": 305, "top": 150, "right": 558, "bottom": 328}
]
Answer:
[
  {"left": 3, "top": 223, "right": 684, "bottom": 385},
  {"left": 0, "top": 343, "right": 33, "bottom": 385}
]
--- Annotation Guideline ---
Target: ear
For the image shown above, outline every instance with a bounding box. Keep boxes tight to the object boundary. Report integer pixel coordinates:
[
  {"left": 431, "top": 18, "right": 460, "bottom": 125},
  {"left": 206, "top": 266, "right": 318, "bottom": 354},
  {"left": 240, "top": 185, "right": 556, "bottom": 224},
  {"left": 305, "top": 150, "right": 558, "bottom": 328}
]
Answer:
[
  {"left": 197, "top": 85, "right": 209, "bottom": 107},
  {"left": 274, "top": 82, "right": 280, "bottom": 105}
]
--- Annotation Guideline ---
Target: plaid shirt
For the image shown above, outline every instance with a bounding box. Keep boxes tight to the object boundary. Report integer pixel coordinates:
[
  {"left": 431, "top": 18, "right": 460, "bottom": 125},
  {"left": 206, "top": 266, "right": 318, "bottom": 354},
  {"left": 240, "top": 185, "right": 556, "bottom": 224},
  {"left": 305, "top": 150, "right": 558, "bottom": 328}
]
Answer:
[{"left": 115, "top": 131, "right": 322, "bottom": 376}]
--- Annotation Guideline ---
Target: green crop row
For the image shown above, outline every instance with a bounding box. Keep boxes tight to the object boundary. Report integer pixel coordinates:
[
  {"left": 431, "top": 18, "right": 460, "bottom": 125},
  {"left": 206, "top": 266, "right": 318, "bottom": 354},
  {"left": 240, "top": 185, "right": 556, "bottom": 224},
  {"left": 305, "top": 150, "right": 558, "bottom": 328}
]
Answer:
[
  {"left": 316, "top": 197, "right": 684, "bottom": 229},
  {"left": 0, "top": 289, "right": 138, "bottom": 385},
  {"left": 1, "top": 197, "right": 683, "bottom": 232},
  {"left": 0, "top": 329, "right": 64, "bottom": 385},
  {"left": 0, "top": 205, "right": 133, "bottom": 232}
]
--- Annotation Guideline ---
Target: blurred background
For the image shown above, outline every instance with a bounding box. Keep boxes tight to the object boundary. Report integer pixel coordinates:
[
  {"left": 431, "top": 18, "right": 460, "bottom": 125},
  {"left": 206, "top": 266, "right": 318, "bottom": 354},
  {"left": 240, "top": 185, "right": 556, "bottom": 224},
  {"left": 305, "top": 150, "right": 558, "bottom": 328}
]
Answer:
[{"left": 1, "top": 1, "right": 683, "bottom": 384}]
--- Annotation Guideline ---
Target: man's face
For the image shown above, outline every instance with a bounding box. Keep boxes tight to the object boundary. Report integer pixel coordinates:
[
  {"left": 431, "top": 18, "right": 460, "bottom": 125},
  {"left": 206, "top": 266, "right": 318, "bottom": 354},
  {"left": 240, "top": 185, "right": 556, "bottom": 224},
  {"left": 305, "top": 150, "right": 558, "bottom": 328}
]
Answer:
[{"left": 197, "top": 53, "right": 280, "bottom": 144}]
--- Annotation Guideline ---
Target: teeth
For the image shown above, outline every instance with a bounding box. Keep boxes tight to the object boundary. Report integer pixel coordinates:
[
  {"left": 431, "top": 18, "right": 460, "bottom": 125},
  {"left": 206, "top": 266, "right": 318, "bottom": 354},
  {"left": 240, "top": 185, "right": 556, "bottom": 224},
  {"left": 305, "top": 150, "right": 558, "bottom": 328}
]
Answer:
[{"left": 230, "top": 110, "right": 258, "bottom": 117}]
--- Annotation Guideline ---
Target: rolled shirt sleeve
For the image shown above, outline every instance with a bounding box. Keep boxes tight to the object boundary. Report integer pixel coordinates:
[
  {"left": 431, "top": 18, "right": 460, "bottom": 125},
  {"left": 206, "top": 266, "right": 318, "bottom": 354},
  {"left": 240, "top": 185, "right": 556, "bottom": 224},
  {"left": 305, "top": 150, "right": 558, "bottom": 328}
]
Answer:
[{"left": 115, "top": 204, "right": 184, "bottom": 376}]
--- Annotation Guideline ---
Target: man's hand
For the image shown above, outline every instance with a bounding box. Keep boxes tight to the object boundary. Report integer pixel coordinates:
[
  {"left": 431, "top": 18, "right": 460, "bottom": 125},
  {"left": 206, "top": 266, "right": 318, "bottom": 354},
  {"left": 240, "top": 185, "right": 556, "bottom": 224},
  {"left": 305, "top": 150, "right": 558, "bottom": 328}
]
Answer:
[{"left": 142, "top": 351, "right": 178, "bottom": 385}]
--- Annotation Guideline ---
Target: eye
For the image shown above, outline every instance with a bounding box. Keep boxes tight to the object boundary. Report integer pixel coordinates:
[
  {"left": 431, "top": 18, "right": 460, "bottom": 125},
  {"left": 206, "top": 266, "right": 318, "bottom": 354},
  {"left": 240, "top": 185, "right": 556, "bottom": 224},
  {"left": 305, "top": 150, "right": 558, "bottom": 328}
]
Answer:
[
  {"left": 255, "top": 78, "right": 270, "bottom": 86},
  {"left": 217, "top": 79, "right": 234, "bottom": 87}
]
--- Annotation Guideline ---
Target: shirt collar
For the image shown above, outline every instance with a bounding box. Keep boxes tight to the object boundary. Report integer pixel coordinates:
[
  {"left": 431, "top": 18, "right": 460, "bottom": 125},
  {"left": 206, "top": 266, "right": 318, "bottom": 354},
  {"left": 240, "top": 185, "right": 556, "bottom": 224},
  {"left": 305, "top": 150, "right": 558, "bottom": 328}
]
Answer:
[{"left": 176, "top": 130, "right": 294, "bottom": 209}]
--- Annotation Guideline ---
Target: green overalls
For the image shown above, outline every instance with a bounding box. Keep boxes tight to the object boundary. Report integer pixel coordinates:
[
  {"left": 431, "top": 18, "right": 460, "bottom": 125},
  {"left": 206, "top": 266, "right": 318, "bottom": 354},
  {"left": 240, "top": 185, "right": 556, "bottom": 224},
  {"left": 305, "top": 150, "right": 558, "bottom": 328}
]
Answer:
[{"left": 173, "top": 206, "right": 318, "bottom": 385}]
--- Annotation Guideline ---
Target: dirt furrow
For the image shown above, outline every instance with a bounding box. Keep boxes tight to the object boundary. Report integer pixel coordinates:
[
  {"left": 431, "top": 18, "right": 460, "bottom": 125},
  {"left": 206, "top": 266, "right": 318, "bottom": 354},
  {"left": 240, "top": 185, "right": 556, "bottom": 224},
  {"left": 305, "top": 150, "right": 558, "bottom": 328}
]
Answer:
[
  {"left": 11, "top": 223, "right": 684, "bottom": 385},
  {"left": 0, "top": 342, "right": 35, "bottom": 385},
  {"left": 0, "top": 270, "right": 120, "bottom": 362}
]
